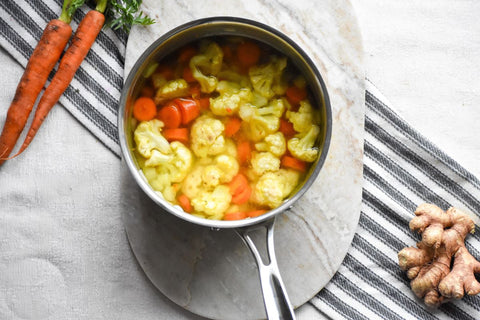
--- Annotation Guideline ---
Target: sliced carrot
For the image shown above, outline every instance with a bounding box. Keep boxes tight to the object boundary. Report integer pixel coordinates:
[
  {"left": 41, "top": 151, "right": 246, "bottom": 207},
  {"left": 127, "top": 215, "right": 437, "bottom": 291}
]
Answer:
[
  {"left": 183, "top": 67, "right": 196, "bottom": 83},
  {"left": 232, "top": 185, "right": 252, "bottom": 205},
  {"left": 247, "top": 210, "right": 268, "bottom": 218},
  {"left": 224, "top": 211, "right": 247, "bottom": 221},
  {"left": 140, "top": 85, "right": 155, "bottom": 98},
  {"left": 178, "top": 45, "right": 197, "bottom": 64},
  {"left": 279, "top": 118, "right": 296, "bottom": 136},
  {"left": 237, "top": 141, "right": 252, "bottom": 165},
  {"left": 133, "top": 97, "right": 157, "bottom": 121},
  {"left": 281, "top": 155, "right": 308, "bottom": 172},
  {"left": 177, "top": 194, "right": 193, "bottom": 213},
  {"left": 229, "top": 173, "right": 252, "bottom": 205},
  {"left": 197, "top": 97, "right": 210, "bottom": 110},
  {"left": 229, "top": 173, "right": 249, "bottom": 195},
  {"left": 163, "top": 128, "right": 189, "bottom": 144},
  {"left": 224, "top": 117, "right": 242, "bottom": 138},
  {"left": 286, "top": 85, "right": 307, "bottom": 106},
  {"left": 237, "top": 41, "right": 261, "bottom": 68},
  {"left": 174, "top": 98, "right": 200, "bottom": 125},
  {"left": 157, "top": 101, "right": 182, "bottom": 128}
]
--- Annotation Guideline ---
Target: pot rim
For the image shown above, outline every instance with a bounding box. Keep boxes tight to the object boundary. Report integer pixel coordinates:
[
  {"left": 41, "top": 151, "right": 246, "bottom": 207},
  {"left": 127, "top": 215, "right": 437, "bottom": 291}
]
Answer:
[{"left": 118, "top": 16, "right": 332, "bottom": 229}]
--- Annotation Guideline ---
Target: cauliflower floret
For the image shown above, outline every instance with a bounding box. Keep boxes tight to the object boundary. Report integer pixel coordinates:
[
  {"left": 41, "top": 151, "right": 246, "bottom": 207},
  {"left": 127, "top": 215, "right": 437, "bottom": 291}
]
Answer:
[
  {"left": 190, "top": 41, "right": 223, "bottom": 93},
  {"left": 210, "top": 81, "right": 253, "bottom": 116},
  {"left": 190, "top": 115, "right": 226, "bottom": 158},
  {"left": 191, "top": 185, "right": 232, "bottom": 219},
  {"left": 142, "top": 168, "right": 183, "bottom": 202},
  {"left": 145, "top": 141, "right": 193, "bottom": 181},
  {"left": 224, "top": 138, "right": 238, "bottom": 158},
  {"left": 140, "top": 141, "right": 192, "bottom": 202},
  {"left": 197, "top": 154, "right": 239, "bottom": 189},
  {"left": 155, "top": 79, "right": 189, "bottom": 104},
  {"left": 217, "top": 70, "right": 250, "bottom": 88},
  {"left": 202, "top": 165, "right": 223, "bottom": 188},
  {"left": 254, "top": 132, "right": 286, "bottom": 157},
  {"left": 134, "top": 120, "right": 193, "bottom": 201},
  {"left": 134, "top": 119, "right": 170, "bottom": 158},
  {"left": 181, "top": 152, "right": 237, "bottom": 198},
  {"left": 251, "top": 169, "right": 300, "bottom": 208},
  {"left": 214, "top": 154, "right": 239, "bottom": 183},
  {"left": 251, "top": 91, "right": 269, "bottom": 108},
  {"left": 249, "top": 56, "right": 287, "bottom": 99},
  {"left": 143, "top": 167, "right": 173, "bottom": 200},
  {"left": 181, "top": 165, "right": 204, "bottom": 199},
  {"left": 287, "top": 125, "right": 320, "bottom": 162},
  {"left": 286, "top": 100, "right": 321, "bottom": 133},
  {"left": 239, "top": 98, "right": 285, "bottom": 141},
  {"left": 250, "top": 152, "right": 280, "bottom": 176}
]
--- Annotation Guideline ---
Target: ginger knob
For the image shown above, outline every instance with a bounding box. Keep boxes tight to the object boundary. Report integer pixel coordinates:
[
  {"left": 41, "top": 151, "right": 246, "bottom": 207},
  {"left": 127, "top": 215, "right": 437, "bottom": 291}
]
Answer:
[{"left": 398, "top": 203, "right": 480, "bottom": 307}]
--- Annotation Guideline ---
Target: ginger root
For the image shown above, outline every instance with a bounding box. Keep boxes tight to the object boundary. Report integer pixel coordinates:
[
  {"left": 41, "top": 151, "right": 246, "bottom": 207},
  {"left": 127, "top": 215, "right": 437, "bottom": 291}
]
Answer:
[{"left": 398, "top": 203, "right": 480, "bottom": 307}]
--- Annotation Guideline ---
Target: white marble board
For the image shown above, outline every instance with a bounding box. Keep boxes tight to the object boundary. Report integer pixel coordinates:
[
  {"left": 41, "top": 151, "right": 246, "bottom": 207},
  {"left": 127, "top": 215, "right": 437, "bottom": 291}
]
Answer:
[{"left": 121, "top": 0, "right": 365, "bottom": 319}]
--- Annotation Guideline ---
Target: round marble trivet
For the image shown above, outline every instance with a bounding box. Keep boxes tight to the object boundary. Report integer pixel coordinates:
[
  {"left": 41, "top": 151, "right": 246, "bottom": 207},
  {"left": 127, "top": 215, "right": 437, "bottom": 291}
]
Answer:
[{"left": 121, "top": 0, "right": 364, "bottom": 319}]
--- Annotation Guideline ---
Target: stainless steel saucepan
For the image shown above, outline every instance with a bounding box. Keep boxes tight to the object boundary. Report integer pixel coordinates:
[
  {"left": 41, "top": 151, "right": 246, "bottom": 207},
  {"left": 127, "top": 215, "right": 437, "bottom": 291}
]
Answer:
[{"left": 118, "top": 17, "right": 332, "bottom": 320}]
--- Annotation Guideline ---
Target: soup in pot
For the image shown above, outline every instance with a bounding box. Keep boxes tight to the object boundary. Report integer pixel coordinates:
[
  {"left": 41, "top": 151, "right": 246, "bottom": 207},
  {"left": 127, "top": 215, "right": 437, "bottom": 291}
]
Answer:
[{"left": 130, "top": 36, "right": 322, "bottom": 220}]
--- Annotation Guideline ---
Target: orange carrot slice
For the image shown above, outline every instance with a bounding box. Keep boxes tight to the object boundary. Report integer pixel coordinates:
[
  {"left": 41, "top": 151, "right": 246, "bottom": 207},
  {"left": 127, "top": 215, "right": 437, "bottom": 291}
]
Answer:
[
  {"left": 281, "top": 155, "right": 308, "bottom": 172},
  {"left": 197, "top": 97, "right": 210, "bottom": 110},
  {"left": 237, "top": 141, "right": 252, "bottom": 165},
  {"left": 174, "top": 98, "right": 200, "bottom": 125},
  {"left": 237, "top": 41, "right": 261, "bottom": 68},
  {"left": 229, "top": 173, "right": 249, "bottom": 196},
  {"left": 224, "top": 117, "right": 242, "bottom": 138},
  {"left": 286, "top": 86, "right": 307, "bottom": 106},
  {"left": 231, "top": 185, "right": 252, "bottom": 205},
  {"left": 163, "top": 128, "right": 189, "bottom": 144},
  {"left": 279, "top": 118, "right": 296, "bottom": 136},
  {"left": 157, "top": 101, "right": 182, "bottom": 128},
  {"left": 133, "top": 97, "right": 157, "bottom": 121},
  {"left": 224, "top": 211, "right": 248, "bottom": 221},
  {"left": 177, "top": 194, "right": 193, "bottom": 213},
  {"left": 247, "top": 210, "right": 268, "bottom": 218}
]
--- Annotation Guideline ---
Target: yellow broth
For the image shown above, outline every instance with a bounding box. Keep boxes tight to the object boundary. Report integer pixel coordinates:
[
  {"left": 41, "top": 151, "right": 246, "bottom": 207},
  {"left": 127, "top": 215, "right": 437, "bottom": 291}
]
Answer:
[{"left": 131, "top": 36, "right": 322, "bottom": 220}]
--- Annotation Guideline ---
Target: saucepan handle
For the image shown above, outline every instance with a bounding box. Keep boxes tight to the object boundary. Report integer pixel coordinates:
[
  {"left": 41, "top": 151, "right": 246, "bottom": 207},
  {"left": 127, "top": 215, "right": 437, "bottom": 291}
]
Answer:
[{"left": 236, "top": 218, "right": 296, "bottom": 320}]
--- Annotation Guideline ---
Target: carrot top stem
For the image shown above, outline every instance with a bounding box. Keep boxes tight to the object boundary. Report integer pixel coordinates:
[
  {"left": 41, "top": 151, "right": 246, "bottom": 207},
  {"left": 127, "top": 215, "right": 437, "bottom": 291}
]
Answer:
[
  {"left": 95, "top": 0, "right": 108, "bottom": 13},
  {"left": 59, "top": 0, "right": 85, "bottom": 24}
]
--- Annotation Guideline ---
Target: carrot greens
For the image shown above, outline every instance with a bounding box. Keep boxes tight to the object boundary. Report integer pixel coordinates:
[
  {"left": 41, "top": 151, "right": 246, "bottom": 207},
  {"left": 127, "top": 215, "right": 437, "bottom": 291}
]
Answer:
[{"left": 106, "top": 0, "right": 155, "bottom": 32}]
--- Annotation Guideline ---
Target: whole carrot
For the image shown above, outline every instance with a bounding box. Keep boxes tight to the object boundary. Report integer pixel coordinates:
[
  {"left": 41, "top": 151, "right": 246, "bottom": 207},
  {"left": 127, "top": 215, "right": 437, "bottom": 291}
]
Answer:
[
  {"left": 11, "top": 5, "right": 107, "bottom": 158},
  {"left": 0, "top": 0, "right": 155, "bottom": 163},
  {"left": 0, "top": 0, "right": 83, "bottom": 165}
]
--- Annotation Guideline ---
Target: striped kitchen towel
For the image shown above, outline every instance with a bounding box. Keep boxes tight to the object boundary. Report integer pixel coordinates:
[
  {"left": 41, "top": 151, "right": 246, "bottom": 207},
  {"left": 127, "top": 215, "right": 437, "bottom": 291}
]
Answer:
[
  {"left": 310, "top": 83, "right": 480, "bottom": 320},
  {"left": 0, "top": 1, "right": 479, "bottom": 320}
]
